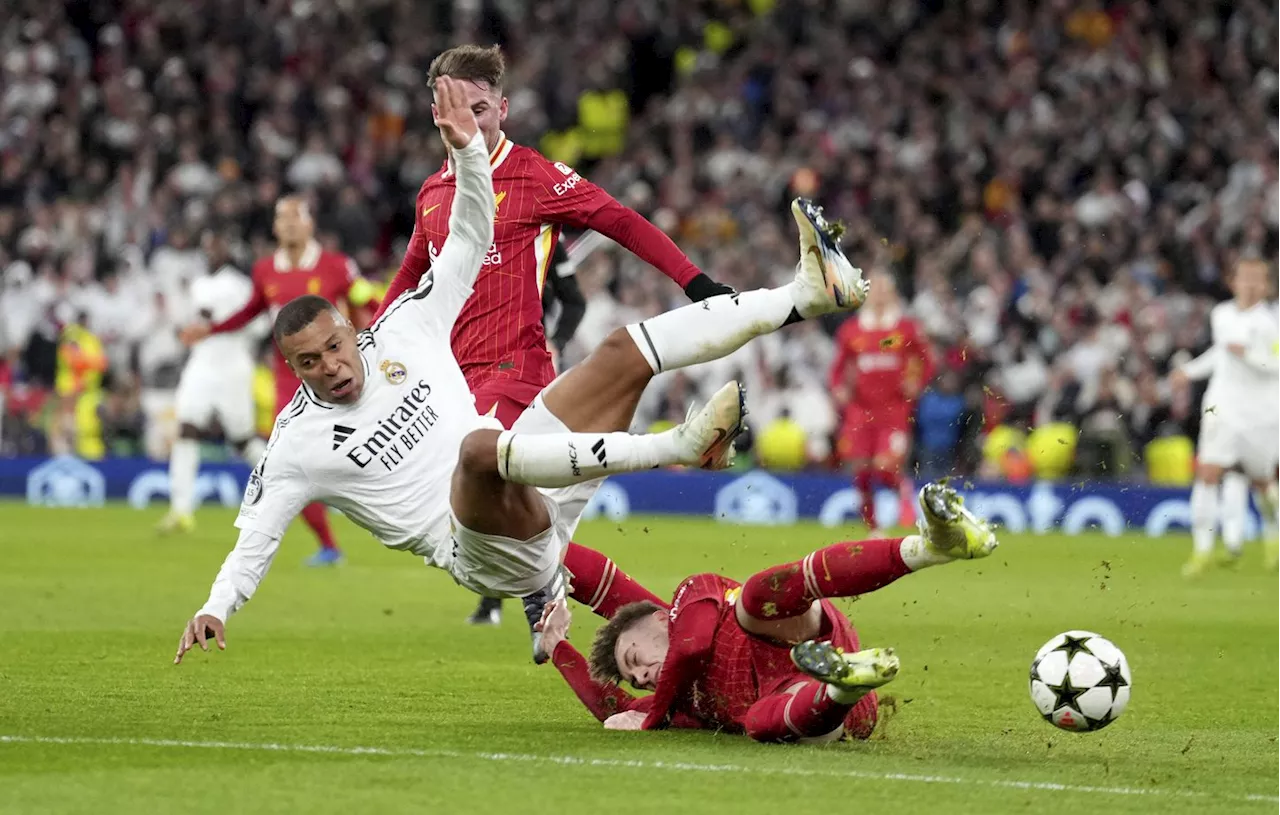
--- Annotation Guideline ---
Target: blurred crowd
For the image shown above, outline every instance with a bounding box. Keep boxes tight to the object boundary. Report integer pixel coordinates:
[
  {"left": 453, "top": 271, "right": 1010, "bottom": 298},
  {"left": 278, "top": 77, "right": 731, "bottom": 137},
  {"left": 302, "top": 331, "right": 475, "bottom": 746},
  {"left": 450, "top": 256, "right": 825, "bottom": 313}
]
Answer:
[{"left": 0, "top": 0, "right": 1276, "bottom": 483}]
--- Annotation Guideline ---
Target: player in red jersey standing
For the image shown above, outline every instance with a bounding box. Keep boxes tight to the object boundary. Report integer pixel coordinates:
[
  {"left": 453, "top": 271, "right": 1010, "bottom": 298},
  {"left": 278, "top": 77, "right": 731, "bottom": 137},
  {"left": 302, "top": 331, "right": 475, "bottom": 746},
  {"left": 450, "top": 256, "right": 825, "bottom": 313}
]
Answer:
[
  {"left": 829, "top": 269, "right": 936, "bottom": 531},
  {"left": 380, "top": 45, "right": 734, "bottom": 627},
  {"left": 180, "top": 196, "right": 375, "bottom": 566},
  {"left": 538, "top": 483, "right": 997, "bottom": 742}
]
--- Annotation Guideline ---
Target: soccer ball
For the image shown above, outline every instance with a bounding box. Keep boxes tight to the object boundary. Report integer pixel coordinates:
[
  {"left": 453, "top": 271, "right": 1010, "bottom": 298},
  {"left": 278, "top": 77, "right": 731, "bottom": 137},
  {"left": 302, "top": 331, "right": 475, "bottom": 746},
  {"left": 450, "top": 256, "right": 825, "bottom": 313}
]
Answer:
[{"left": 1028, "top": 630, "right": 1131, "bottom": 732}]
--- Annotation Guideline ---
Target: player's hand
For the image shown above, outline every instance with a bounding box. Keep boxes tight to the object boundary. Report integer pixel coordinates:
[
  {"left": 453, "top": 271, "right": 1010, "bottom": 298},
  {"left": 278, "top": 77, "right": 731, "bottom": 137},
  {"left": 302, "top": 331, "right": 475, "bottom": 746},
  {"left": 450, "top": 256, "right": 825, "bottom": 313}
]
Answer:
[
  {"left": 179, "top": 323, "right": 211, "bottom": 347},
  {"left": 174, "top": 614, "right": 226, "bottom": 664},
  {"left": 433, "top": 76, "right": 479, "bottom": 150},
  {"left": 603, "top": 710, "right": 646, "bottom": 731},
  {"left": 534, "top": 600, "right": 571, "bottom": 654},
  {"left": 1226, "top": 343, "right": 1246, "bottom": 358}
]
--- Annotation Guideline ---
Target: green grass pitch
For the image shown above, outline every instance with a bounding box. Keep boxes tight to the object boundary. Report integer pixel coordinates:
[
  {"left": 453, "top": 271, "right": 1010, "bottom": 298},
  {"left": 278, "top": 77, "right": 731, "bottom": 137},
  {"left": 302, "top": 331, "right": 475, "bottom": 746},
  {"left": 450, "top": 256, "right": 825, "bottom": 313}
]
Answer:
[{"left": 0, "top": 503, "right": 1275, "bottom": 814}]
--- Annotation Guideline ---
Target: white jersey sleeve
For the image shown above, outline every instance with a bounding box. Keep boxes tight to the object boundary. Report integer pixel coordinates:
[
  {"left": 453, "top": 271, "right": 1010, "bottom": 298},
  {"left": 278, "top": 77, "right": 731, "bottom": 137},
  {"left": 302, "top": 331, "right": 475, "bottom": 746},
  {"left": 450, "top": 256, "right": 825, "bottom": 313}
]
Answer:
[
  {"left": 377, "top": 132, "right": 495, "bottom": 337},
  {"left": 234, "top": 417, "right": 316, "bottom": 539},
  {"left": 196, "top": 529, "right": 282, "bottom": 622}
]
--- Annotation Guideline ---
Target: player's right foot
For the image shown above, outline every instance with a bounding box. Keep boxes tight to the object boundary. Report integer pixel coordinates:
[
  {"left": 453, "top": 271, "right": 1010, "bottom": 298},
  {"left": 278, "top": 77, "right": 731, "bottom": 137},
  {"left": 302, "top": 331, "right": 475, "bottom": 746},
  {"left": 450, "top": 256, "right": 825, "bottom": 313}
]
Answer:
[
  {"left": 305, "top": 548, "right": 344, "bottom": 567},
  {"left": 673, "top": 380, "right": 746, "bottom": 470},
  {"left": 156, "top": 512, "right": 195, "bottom": 536},
  {"left": 467, "top": 596, "right": 503, "bottom": 626},
  {"left": 791, "top": 642, "right": 899, "bottom": 703},
  {"left": 790, "top": 198, "right": 869, "bottom": 319},
  {"left": 917, "top": 482, "right": 998, "bottom": 560},
  {"left": 523, "top": 567, "right": 568, "bottom": 664},
  {"left": 1181, "top": 552, "right": 1213, "bottom": 579}
]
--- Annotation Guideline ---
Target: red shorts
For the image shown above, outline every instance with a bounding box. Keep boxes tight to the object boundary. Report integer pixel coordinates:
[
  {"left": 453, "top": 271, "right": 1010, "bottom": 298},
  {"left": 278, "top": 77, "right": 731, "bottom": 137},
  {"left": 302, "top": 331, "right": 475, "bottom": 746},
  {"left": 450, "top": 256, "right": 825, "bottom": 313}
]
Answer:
[
  {"left": 837, "top": 402, "right": 912, "bottom": 464},
  {"left": 693, "top": 600, "right": 865, "bottom": 733},
  {"left": 471, "top": 377, "right": 546, "bottom": 430}
]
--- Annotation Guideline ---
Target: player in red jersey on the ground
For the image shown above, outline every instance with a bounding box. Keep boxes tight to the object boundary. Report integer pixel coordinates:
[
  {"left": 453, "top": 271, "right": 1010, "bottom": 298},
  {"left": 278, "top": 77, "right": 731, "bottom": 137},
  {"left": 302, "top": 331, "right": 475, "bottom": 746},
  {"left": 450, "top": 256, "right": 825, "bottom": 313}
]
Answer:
[
  {"left": 829, "top": 269, "right": 936, "bottom": 531},
  {"left": 378, "top": 45, "right": 734, "bottom": 627},
  {"left": 537, "top": 483, "right": 997, "bottom": 742},
  {"left": 180, "top": 196, "right": 376, "bottom": 566}
]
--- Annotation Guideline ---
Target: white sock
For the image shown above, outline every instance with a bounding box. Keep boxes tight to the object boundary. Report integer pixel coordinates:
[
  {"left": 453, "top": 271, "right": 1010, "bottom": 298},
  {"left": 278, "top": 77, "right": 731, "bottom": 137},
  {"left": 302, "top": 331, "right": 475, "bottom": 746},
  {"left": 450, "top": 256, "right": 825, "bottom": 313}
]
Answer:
[
  {"left": 824, "top": 683, "right": 871, "bottom": 706},
  {"left": 1220, "top": 472, "right": 1249, "bottom": 555},
  {"left": 497, "top": 429, "right": 682, "bottom": 488},
  {"left": 1189, "top": 480, "right": 1218, "bottom": 556},
  {"left": 897, "top": 534, "right": 950, "bottom": 571},
  {"left": 1258, "top": 482, "right": 1279, "bottom": 539},
  {"left": 625, "top": 287, "right": 797, "bottom": 374},
  {"left": 169, "top": 438, "right": 200, "bottom": 516}
]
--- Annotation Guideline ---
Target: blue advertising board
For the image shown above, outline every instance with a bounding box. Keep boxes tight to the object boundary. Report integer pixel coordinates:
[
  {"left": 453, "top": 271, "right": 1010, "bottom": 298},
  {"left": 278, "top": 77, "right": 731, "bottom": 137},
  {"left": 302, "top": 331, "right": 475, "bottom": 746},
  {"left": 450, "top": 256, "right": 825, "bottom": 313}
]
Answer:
[{"left": 0, "top": 456, "right": 1259, "bottom": 538}]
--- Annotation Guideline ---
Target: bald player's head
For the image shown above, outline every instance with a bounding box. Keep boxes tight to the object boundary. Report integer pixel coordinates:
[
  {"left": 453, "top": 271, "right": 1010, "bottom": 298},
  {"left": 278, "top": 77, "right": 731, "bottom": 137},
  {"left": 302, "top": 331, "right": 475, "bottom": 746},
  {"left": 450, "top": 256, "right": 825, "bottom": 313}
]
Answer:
[{"left": 273, "top": 195, "right": 315, "bottom": 249}]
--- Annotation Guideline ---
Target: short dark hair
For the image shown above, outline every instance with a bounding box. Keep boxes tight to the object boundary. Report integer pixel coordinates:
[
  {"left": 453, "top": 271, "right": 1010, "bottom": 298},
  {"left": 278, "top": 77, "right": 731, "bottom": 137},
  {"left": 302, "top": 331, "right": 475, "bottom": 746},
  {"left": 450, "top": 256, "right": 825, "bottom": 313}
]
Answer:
[
  {"left": 428, "top": 45, "right": 506, "bottom": 91},
  {"left": 272, "top": 295, "right": 341, "bottom": 348},
  {"left": 588, "top": 600, "right": 665, "bottom": 684}
]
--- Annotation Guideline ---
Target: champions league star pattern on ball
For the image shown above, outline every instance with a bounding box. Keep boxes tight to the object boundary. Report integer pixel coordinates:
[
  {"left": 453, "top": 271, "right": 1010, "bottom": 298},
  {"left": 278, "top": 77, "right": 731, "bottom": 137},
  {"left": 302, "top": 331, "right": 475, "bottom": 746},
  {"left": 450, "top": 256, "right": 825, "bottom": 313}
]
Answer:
[{"left": 1029, "top": 630, "right": 1132, "bottom": 732}]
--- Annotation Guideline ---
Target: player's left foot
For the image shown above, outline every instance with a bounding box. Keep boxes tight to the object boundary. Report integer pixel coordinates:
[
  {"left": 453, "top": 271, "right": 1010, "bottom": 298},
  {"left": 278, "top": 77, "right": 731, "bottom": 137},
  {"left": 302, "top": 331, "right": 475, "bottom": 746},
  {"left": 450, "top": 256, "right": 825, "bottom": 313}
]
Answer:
[
  {"left": 1181, "top": 552, "right": 1212, "bottom": 579},
  {"left": 467, "top": 596, "right": 503, "bottom": 626},
  {"left": 523, "top": 567, "right": 568, "bottom": 664},
  {"left": 306, "top": 548, "right": 344, "bottom": 567},
  {"left": 673, "top": 380, "right": 747, "bottom": 470},
  {"left": 790, "top": 198, "right": 869, "bottom": 319},
  {"left": 790, "top": 642, "right": 899, "bottom": 704},
  {"left": 917, "top": 482, "right": 998, "bottom": 560},
  {"left": 156, "top": 512, "right": 195, "bottom": 536}
]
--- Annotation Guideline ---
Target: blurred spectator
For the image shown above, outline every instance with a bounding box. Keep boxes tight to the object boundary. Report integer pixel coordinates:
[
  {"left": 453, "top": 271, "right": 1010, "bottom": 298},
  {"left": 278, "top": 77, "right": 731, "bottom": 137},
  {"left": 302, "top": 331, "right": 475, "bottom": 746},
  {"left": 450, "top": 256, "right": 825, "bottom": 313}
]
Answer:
[{"left": 0, "top": 0, "right": 1273, "bottom": 477}]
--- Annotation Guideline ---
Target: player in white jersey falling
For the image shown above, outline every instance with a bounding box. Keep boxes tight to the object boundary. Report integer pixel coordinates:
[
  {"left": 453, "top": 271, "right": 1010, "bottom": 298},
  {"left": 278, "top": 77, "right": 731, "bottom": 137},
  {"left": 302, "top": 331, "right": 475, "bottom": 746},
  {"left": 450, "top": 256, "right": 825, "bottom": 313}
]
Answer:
[
  {"left": 158, "top": 231, "right": 268, "bottom": 534},
  {"left": 1171, "top": 257, "right": 1280, "bottom": 576},
  {"left": 173, "top": 76, "right": 870, "bottom": 665}
]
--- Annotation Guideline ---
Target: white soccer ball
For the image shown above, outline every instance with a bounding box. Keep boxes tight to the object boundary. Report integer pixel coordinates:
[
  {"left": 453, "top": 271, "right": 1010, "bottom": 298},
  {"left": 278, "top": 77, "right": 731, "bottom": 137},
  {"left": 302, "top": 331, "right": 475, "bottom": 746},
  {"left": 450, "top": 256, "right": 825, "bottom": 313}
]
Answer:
[{"left": 1028, "top": 630, "right": 1131, "bottom": 732}]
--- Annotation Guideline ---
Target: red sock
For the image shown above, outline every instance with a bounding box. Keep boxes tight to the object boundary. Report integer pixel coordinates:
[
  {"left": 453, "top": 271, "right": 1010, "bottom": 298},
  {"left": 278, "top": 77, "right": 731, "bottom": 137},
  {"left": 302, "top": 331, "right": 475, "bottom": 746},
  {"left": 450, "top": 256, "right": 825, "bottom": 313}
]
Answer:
[
  {"left": 564, "top": 543, "right": 665, "bottom": 618},
  {"left": 739, "top": 538, "right": 911, "bottom": 620},
  {"left": 843, "top": 690, "right": 879, "bottom": 740},
  {"left": 300, "top": 502, "right": 339, "bottom": 551},
  {"left": 744, "top": 681, "right": 854, "bottom": 743},
  {"left": 855, "top": 469, "right": 877, "bottom": 529}
]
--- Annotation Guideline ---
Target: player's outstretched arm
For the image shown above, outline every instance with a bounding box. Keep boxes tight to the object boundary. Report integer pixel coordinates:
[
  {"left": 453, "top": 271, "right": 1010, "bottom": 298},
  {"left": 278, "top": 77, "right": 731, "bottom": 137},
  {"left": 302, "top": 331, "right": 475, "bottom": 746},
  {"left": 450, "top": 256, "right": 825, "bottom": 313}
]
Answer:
[
  {"left": 640, "top": 599, "right": 718, "bottom": 730},
  {"left": 174, "top": 529, "right": 282, "bottom": 664},
  {"left": 418, "top": 76, "right": 494, "bottom": 320}
]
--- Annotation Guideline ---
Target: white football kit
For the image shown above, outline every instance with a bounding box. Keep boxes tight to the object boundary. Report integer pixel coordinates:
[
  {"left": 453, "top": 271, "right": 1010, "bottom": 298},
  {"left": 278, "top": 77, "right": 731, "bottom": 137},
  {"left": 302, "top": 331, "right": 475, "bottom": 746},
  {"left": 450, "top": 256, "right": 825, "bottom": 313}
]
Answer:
[
  {"left": 196, "top": 133, "right": 597, "bottom": 623},
  {"left": 175, "top": 266, "right": 264, "bottom": 441},
  {"left": 1180, "top": 300, "right": 1280, "bottom": 479}
]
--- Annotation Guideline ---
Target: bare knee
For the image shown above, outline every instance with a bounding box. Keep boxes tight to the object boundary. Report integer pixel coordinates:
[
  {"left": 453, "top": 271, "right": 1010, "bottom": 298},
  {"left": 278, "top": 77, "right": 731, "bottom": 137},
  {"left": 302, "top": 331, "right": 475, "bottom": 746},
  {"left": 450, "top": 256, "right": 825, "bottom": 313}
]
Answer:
[
  {"left": 1197, "top": 464, "right": 1224, "bottom": 485},
  {"left": 458, "top": 429, "right": 501, "bottom": 477},
  {"left": 597, "top": 328, "right": 653, "bottom": 383}
]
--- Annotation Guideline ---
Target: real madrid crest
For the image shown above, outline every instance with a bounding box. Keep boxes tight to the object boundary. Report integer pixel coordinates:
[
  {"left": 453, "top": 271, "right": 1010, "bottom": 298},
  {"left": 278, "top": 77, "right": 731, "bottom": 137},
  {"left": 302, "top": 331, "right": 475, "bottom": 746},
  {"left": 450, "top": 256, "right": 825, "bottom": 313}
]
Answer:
[{"left": 380, "top": 360, "right": 407, "bottom": 385}]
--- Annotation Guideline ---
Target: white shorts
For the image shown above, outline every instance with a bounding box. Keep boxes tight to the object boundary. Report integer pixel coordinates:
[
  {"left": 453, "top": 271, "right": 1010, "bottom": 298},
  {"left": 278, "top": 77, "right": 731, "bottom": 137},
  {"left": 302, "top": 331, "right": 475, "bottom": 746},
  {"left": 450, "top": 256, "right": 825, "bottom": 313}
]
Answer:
[
  {"left": 445, "top": 393, "right": 601, "bottom": 599},
  {"left": 175, "top": 360, "right": 256, "bottom": 442},
  {"left": 1197, "top": 413, "right": 1280, "bottom": 480}
]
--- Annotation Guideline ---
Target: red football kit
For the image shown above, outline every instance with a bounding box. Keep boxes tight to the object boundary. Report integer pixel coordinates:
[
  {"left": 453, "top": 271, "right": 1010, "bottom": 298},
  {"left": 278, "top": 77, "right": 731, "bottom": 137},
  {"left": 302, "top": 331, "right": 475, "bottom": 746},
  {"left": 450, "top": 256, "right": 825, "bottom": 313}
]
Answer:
[
  {"left": 377, "top": 132, "right": 700, "bottom": 429},
  {"left": 829, "top": 309, "right": 935, "bottom": 464},
  {"left": 213, "top": 241, "right": 361, "bottom": 411}
]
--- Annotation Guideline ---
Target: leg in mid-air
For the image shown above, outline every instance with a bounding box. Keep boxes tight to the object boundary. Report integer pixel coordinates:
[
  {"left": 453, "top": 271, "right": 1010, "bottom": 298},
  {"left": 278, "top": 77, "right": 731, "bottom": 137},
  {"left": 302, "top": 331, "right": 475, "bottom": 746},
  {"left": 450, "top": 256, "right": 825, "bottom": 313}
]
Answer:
[
  {"left": 449, "top": 200, "right": 868, "bottom": 660},
  {"left": 734, "top": 481, "right": 997, "bottom": 742}
]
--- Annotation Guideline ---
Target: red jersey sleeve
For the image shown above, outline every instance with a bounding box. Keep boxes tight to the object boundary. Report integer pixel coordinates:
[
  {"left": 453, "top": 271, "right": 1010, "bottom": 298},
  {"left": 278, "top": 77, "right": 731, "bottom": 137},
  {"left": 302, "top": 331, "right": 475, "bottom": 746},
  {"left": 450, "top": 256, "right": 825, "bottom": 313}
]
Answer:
[
  {"left": 551, "top": 641, "right": 645, "bottom": 722},
  {"left": 828, "top": 320, "right": 858, "bottom": 394},
  {"left": 529, "top": 153, "right": 701, "bottom": 289},
  {"left": 211, "top": 264, "right": 268, "bottom": 334},
  {"left": 640, "top": 574, "right": 725, "bottom": 730},
  {"left": 377, "top": 186, "right": 433, "bottom": 320}
]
